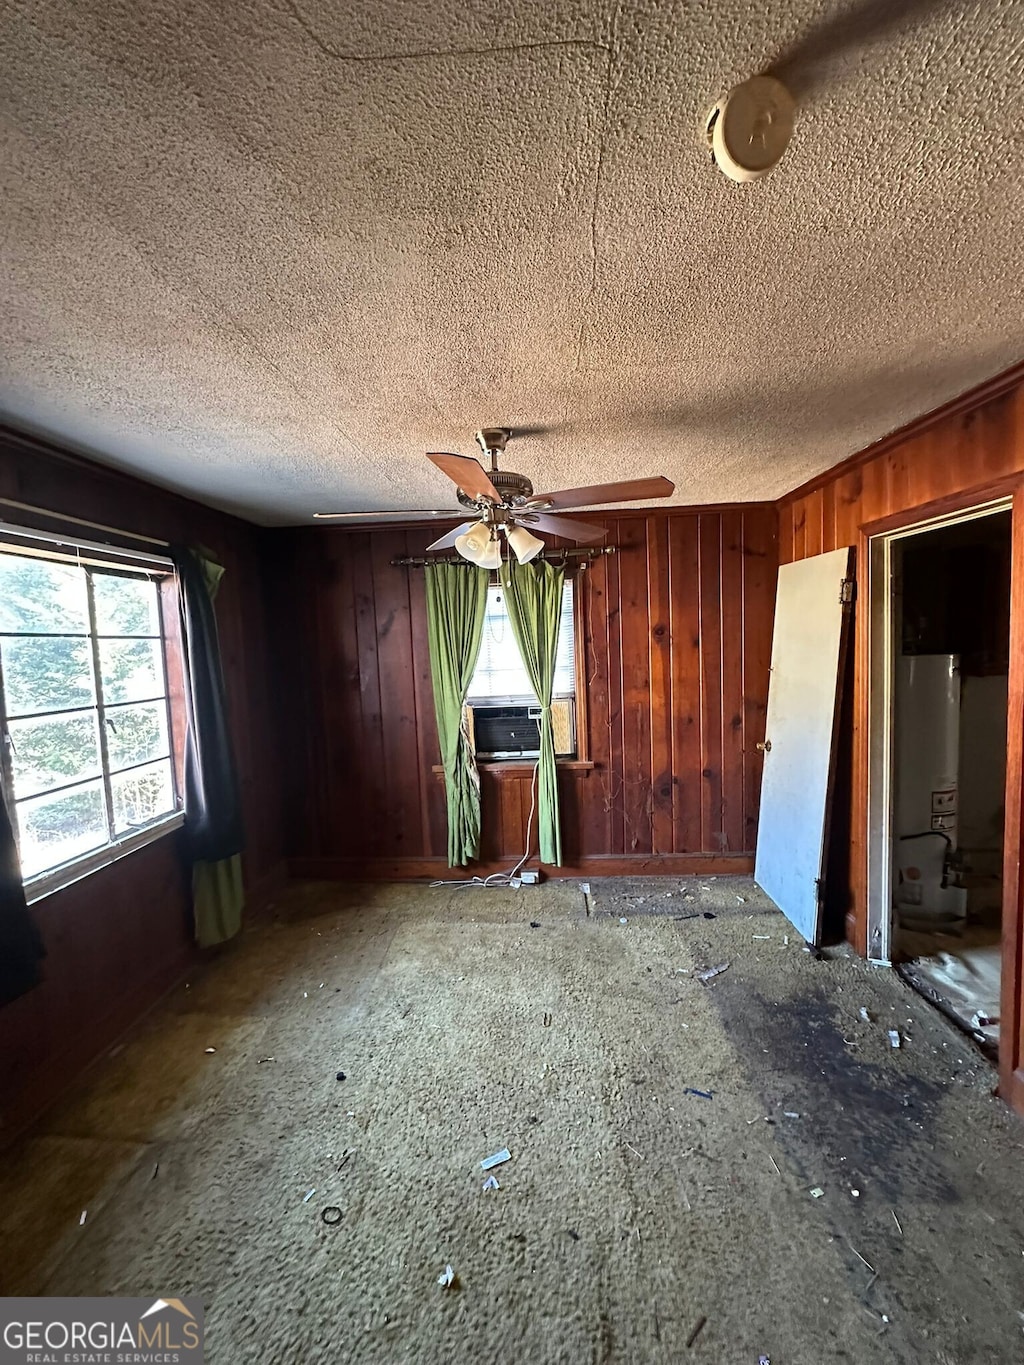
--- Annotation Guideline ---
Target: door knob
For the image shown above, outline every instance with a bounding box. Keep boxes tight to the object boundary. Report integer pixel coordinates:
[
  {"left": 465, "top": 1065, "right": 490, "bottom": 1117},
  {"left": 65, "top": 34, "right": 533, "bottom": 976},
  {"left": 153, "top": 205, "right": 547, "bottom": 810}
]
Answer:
[{"left": 756, "top": 739, "right": 771, "bottom": 752}]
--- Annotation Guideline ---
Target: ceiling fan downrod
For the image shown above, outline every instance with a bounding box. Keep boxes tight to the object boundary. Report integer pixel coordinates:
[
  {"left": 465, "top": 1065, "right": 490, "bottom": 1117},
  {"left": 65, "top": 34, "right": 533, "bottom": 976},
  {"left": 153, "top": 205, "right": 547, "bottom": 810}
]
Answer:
[
  {"left": 475, "top": 427, "right": 511, "bottom": 473},
  {"left": 456, "top": 430, "right": 535, "bottom": 511}
]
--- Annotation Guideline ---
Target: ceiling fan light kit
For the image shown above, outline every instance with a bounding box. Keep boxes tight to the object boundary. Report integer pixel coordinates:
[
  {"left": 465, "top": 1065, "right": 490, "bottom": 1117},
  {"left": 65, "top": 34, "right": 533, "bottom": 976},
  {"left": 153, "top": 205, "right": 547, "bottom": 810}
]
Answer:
[{"left": 706, "top": 74, "right": 796, "bottom": 182}]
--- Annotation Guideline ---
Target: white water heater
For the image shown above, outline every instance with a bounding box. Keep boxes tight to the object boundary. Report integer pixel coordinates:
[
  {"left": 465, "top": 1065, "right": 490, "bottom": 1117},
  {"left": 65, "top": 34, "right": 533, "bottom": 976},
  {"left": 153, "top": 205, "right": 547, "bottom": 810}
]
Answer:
[{"left": 893, "top": 654, "right": 967, "bottom": 925}]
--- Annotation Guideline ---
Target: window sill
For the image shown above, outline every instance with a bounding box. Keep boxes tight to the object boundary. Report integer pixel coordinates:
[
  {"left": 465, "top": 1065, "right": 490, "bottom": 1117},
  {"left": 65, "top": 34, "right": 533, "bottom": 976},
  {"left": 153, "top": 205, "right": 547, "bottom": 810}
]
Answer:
[
  {"left": 432, "top": 760, "right": 595, "bottom": 777},
  {"left": 25, "top": 811, "right": 186, "bottom": 905}
]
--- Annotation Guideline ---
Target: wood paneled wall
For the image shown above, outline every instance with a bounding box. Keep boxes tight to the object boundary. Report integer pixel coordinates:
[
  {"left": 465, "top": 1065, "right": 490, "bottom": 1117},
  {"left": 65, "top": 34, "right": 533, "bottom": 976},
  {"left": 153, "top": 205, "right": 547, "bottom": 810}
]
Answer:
[
  {"left": 274, "top": 505, "right": 777, "bottom": 878},
  {"left": 0, "top": 429, "right": 285, "bottom": 1138},
  {"left": 777, "top": 377, "right": 1024, "bottom": 1112}
]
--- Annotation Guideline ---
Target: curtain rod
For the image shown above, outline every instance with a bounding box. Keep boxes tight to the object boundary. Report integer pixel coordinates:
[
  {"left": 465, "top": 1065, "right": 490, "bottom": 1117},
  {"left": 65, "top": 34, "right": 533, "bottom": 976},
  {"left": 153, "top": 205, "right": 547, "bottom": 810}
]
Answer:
[
  {"left": 0, "top": 496, "right": 169, "bottom": 548},
  {"left": 390, "top": 546, "right": 616, "bottom": 568}
]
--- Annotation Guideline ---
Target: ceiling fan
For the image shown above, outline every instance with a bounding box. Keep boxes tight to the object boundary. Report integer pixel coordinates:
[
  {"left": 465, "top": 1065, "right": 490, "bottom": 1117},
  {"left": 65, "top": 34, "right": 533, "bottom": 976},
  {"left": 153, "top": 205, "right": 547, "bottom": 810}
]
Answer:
[{"left": 315, "top": 428, "right": 674, "bottom": 567}]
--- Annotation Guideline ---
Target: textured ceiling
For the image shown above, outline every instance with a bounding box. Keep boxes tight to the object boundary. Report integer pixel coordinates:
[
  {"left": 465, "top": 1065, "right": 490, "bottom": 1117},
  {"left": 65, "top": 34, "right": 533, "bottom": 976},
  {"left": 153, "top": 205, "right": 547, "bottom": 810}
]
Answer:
[{"left": 2, "top": 0, "right": 1023, "bottom": 525}]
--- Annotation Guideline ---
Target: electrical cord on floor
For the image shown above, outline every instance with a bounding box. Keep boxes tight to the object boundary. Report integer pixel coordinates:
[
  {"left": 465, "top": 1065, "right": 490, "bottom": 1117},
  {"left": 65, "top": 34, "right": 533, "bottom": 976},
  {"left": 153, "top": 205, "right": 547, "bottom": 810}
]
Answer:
[{"left": 430, "top": 759, "right": 539, "bottom": 889}]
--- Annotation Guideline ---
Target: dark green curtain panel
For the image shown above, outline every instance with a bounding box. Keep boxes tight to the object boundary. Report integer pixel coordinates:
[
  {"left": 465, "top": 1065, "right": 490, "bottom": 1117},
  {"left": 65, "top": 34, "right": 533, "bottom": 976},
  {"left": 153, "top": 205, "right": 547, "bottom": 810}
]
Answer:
[
  {"left": 170, "top": 545, "right": 245, "bottom": 948},
  {"left": 498, "top": 558, "right": 564, "bottom": 865},
  {"left": 0, "top": 777, "right": 45, "bottom": 1005},
  {"left": 424, "top": 562, "right": 489, "bottom": 866}
]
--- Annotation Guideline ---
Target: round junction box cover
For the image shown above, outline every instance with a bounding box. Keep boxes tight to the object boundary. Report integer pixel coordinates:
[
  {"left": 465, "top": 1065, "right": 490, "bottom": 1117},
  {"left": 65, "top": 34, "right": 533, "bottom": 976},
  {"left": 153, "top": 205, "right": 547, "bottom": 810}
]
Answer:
[{"left": 709, "top": 75, "right": 796, "bottom": 182}]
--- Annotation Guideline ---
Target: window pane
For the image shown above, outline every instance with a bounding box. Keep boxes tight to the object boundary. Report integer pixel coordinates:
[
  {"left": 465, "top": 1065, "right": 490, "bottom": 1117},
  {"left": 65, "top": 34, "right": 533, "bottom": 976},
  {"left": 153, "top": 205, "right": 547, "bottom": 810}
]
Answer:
[
  {"left": 0, "top": 635, "right": 96, "bottom": 716},
  {"left": 474, "top": 669, "right": 533, "bottom": 700},
  {"left": 7, "top": 711, "right": 102, "bottom": 798},
  {"left": 0, "top": 554, "right": 89, "bottom": 633},
  {"left": 470, "top": 588, "right": 531, "bottom": 701},
  {"left": 105, "top": 702, "right": 169, "bottom": 771},
  {"left": 92, "top": 573, "right": 161, "bottom": 636},
  {"left": 111, "top": 759, "right": 175, "bottom": 834},
  {"left": 553, "top": 580, "right": 575, "bottom": 696},
  {"left": 468, "top": 581, "right": 575, "bottom": 702},
  {"left": 99, "top": 638, "right": 165, "bottom": 704},
  {"left": 16, "top": 779, "right": 108, "bottom": 879}
]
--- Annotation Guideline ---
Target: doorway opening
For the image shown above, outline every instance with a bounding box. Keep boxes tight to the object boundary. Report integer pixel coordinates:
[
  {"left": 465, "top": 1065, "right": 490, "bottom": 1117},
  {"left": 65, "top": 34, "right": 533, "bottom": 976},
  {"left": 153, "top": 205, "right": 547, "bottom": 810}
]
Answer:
[{"left": 868, "top": 501, "right": 1012, "bottom": 1055}]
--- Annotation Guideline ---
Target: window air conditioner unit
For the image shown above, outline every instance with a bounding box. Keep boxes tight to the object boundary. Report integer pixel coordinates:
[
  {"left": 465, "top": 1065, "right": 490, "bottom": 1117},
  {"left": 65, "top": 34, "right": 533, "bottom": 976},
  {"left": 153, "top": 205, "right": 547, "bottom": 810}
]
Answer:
[{"left": 467, "top": 699, "right": 576, "bottom": 760}]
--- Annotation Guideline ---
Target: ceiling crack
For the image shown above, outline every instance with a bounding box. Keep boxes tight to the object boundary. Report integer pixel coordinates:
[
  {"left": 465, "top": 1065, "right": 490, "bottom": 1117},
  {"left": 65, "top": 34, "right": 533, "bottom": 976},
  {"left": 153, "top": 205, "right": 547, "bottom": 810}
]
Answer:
[
  {"left": 283, "top": 0, "right": 610, "bottom": 66},
  {"left": 563, "top": 3, "right": 620, "bottom": 423},
  {"left": 281, "top": 0, "right": 618, "bottom": 437}
]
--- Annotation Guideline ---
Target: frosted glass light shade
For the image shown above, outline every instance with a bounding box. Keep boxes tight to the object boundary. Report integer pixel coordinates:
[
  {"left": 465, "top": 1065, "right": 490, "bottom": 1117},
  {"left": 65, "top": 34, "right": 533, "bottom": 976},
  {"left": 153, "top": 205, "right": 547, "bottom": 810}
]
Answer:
[
  {"left": 507, "top": 524, "right": 544, "bottom": 564},
  {"left": 454, "top": 520, "right": 492, "bottom": 564}
]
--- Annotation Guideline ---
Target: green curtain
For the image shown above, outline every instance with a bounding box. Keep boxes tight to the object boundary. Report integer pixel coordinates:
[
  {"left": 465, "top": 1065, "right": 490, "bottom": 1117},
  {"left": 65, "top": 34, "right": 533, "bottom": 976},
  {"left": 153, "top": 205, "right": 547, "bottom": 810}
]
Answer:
[
  {"left": 171, "top": 545, "right": 245, "bottom": 948},
  {"left": 193, "top": 855, "right": 244, "bottom": 950},
  {"left": 425, "top": 562, "right": 489, "bottom": 866},
  {"left": 193, "top": 554, "right": 243, "bottom": 947},
  {"left": 498, "top": 558, "right": 564, "bottom": 865}
]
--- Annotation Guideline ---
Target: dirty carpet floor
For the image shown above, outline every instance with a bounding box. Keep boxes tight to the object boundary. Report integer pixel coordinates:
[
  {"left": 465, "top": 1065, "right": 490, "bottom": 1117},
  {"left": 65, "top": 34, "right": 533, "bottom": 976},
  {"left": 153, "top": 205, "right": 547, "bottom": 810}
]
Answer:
[{"left": 1, "top": 877, "right": 1022, "bottom": 1364}]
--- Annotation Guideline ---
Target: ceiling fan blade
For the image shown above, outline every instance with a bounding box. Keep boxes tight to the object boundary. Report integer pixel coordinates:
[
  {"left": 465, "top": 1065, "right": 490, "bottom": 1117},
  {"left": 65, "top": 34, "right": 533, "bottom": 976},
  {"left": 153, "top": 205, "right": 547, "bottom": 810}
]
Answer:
[
  {"left": 425, "top": 521, "right": 477, "bottom": 552},
  {"left": 528, "top": 476, "right": 674, "bottom": 511},
  {"left": 427, "top": 452, "right": 500, "bottom": 503},
  {"left": 518, "top": 513, "right": 607, "bottom": 544},
  {"left": 313, "top": 509, "right": 456, "bottom": 520}
]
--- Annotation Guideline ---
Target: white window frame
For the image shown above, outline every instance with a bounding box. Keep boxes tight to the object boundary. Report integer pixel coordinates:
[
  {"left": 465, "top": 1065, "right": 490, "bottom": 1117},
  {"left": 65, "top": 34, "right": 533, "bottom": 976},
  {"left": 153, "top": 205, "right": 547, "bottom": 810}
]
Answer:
[{"left": 0, "top": 527, "right": 184, "bottom": 902}]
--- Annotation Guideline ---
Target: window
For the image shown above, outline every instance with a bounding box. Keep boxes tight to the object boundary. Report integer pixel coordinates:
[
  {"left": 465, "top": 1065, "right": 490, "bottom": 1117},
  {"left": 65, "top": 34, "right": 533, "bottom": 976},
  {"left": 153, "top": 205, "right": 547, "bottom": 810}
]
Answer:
[
  {"left": 467, "top": 580, "right": 576, "bottom": 704},
  {"left": 465, "top": 578, "right": 588, "bottom": 763},
  {"left": 0, "top": 540, "right": 181, "bottom": 892}
]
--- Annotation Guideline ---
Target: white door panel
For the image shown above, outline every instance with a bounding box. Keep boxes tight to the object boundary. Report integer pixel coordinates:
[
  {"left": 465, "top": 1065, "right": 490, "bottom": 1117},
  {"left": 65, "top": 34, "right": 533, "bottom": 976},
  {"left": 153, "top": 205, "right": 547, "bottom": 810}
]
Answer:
[{"left": 755, "top": 547, "right": 853, "bottom": 942}]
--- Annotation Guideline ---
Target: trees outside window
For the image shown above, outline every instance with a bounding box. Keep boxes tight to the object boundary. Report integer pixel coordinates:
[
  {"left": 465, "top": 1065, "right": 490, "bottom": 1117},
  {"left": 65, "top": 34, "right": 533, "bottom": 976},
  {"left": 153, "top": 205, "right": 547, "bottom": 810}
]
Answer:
[{"left": 0, "top": 550, "right": 178, "bottom": 883}]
